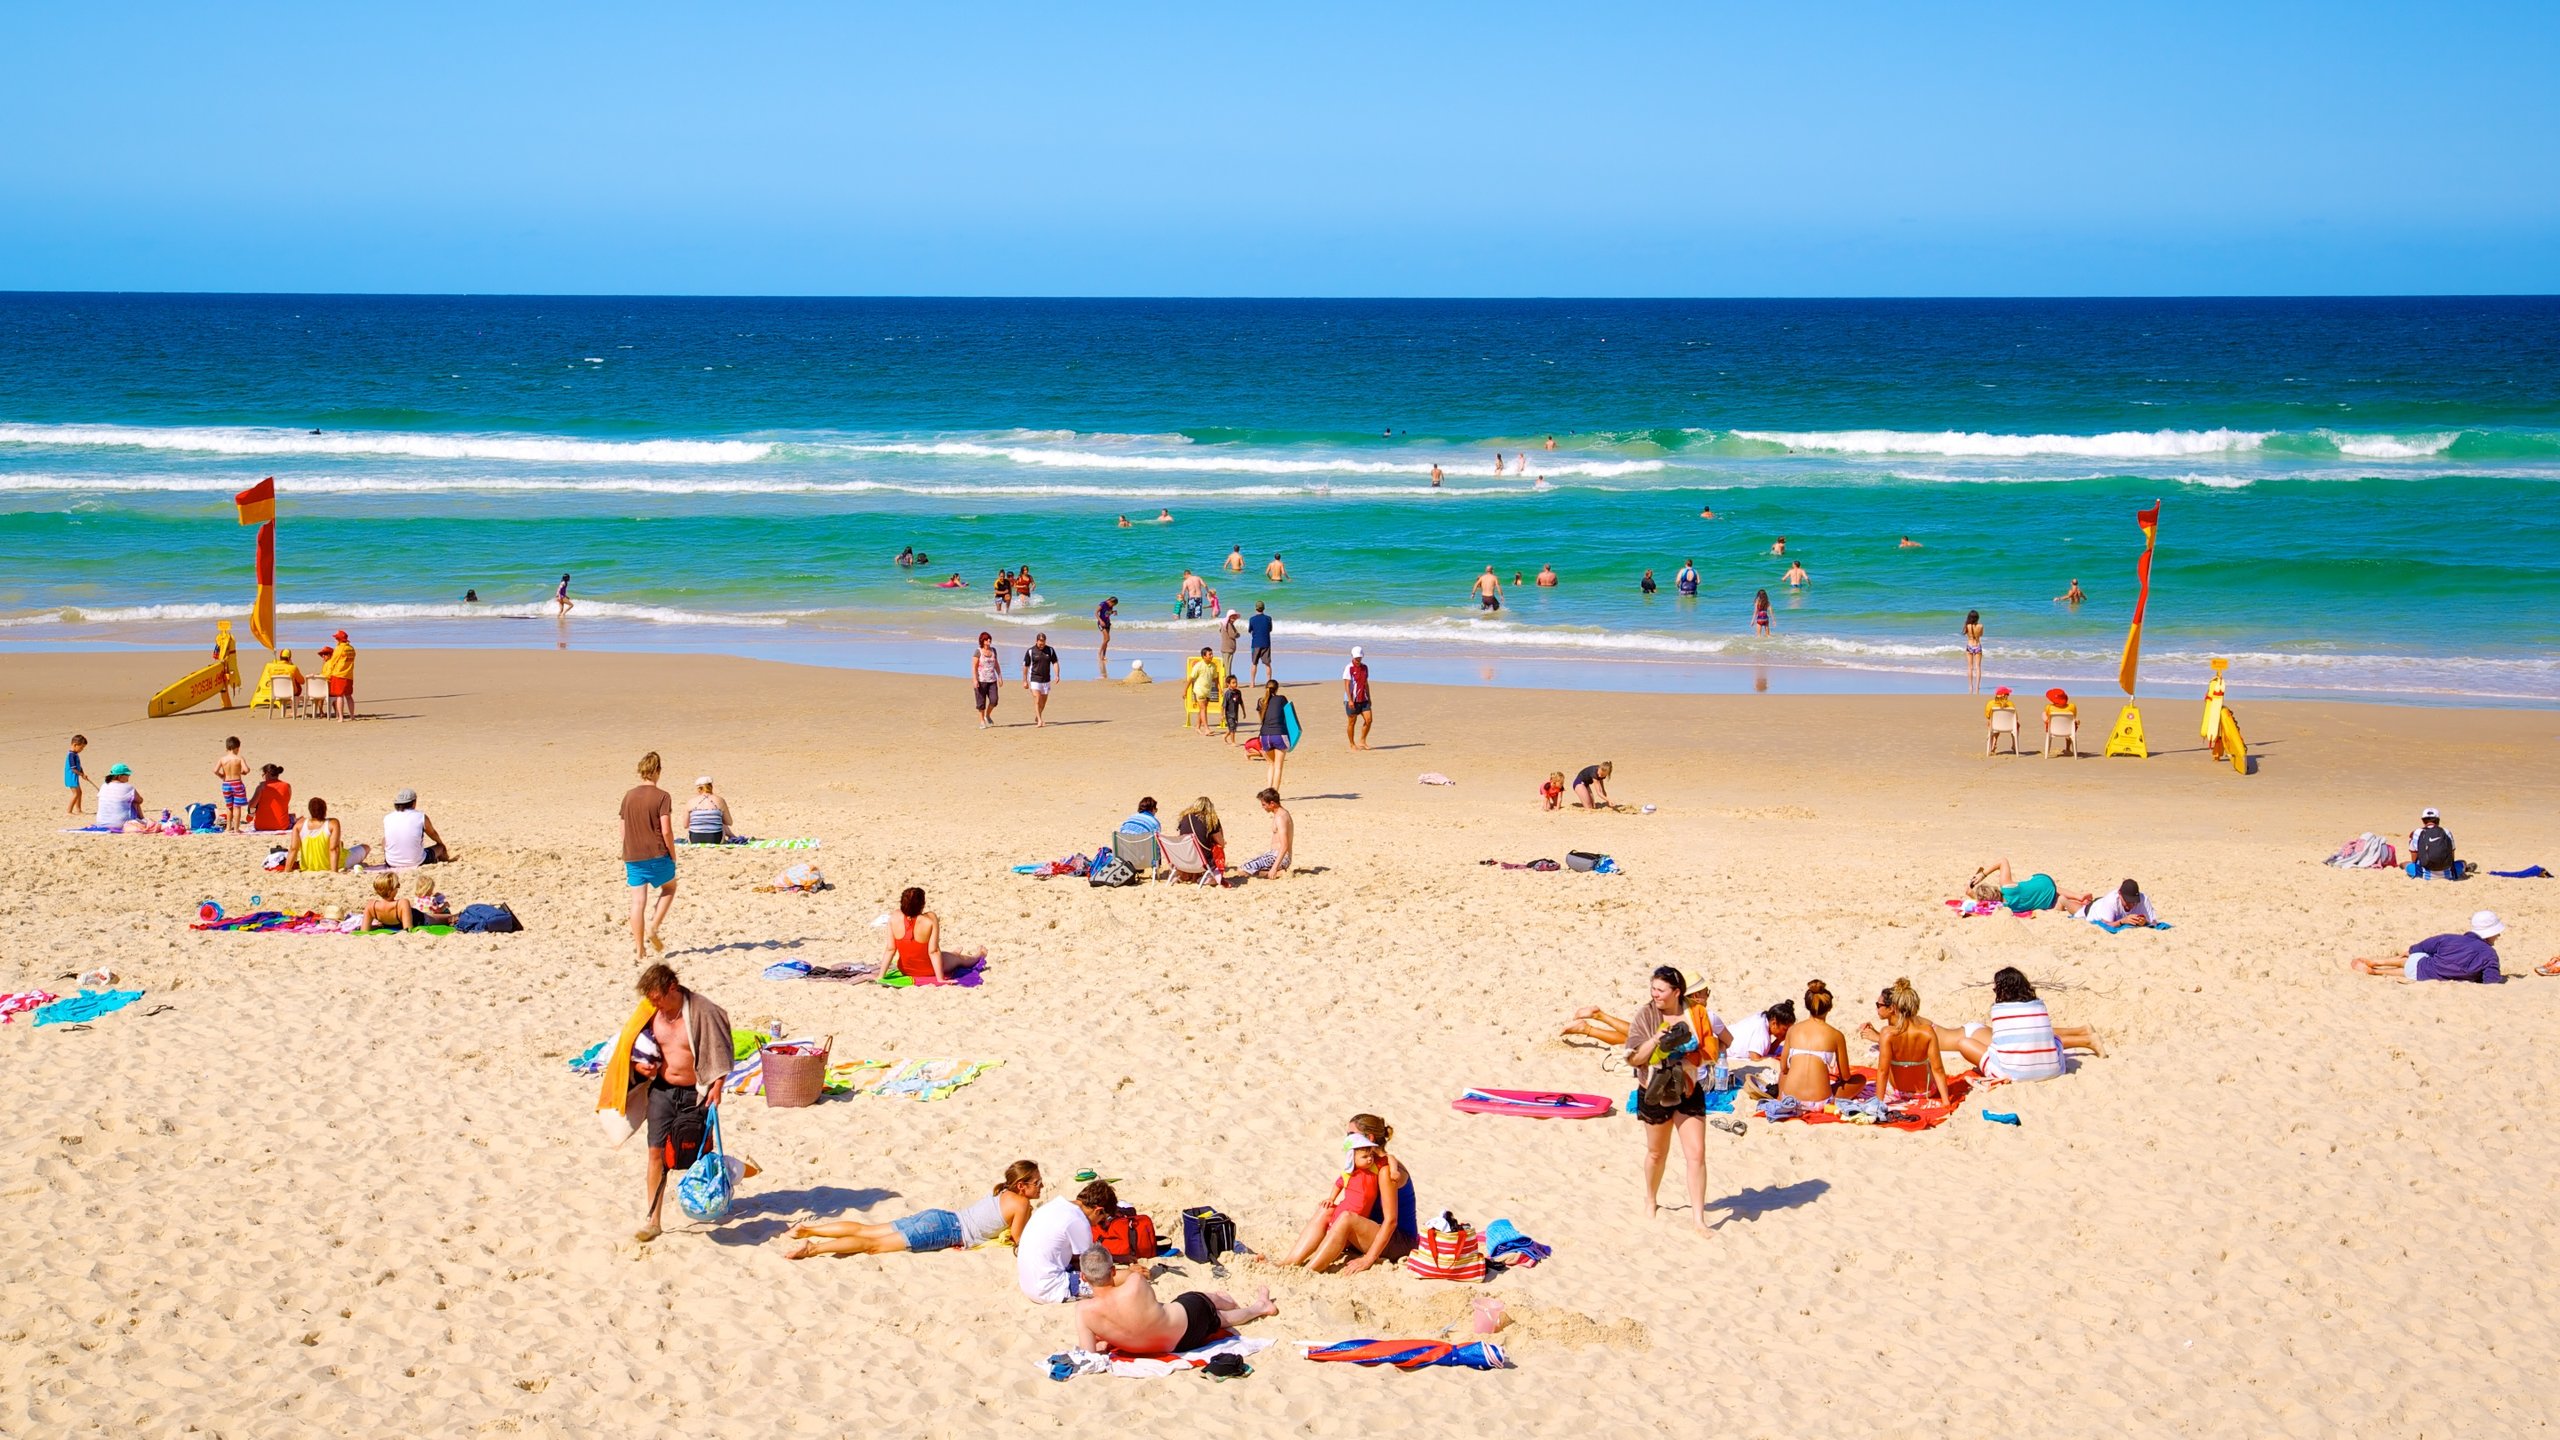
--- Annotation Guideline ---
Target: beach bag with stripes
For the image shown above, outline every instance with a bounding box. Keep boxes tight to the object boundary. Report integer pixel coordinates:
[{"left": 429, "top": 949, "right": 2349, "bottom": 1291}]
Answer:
[{"left": 1404, "top": 1222, "right": 1486, "bottom": 1282}]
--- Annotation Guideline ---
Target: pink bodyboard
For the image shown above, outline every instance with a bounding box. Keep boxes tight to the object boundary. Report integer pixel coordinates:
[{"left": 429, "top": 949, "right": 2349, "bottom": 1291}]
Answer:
[{"left": 1452, "top": 1088, "right": 1614, "bottom": 1119}]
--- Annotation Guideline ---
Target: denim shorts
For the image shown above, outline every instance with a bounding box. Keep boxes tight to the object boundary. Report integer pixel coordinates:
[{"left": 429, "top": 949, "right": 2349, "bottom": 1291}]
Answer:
[
  {"left": 625, "top": 854, "right": 677, "bottom": 889},
  {"left": 893, "top": 1207, "right": 964, "bottom": 1252}
]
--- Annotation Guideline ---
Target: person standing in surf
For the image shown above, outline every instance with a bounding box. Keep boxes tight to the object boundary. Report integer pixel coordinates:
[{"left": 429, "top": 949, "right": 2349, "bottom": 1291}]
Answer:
[
  {"left": 1472, "top": 566, "right": 1503, "bottom": 613},
  {"left": 1094, "top": 596, "right": 1117, "bottom": 677},
  {"left": 1964, "top": 610, "right": 1985, "bottom": 693}
]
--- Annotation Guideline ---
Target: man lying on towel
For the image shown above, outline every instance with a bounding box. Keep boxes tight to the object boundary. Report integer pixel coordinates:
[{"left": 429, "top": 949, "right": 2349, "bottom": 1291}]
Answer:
[{"left": 1072, "top": 1245, "right": 1275, "bottom": 1355}]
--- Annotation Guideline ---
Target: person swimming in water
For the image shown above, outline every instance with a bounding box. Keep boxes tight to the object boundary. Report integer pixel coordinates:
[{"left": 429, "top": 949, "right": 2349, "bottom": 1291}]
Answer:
[{"left": 2058, "top": 579, "right": 2086, "bottom": 604}]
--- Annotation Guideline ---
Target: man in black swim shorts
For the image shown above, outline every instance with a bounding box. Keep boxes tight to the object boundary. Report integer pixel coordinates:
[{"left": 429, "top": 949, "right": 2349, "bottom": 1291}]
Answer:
[{"left": 1072, "top": 1245, "right": 1276, "bottom": 1354}]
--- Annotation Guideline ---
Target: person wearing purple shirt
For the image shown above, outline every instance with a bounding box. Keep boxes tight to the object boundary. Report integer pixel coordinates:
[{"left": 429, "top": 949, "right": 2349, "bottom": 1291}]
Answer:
[{"left": 2350, "top": 911, "right": 2506, "bottom": 983}]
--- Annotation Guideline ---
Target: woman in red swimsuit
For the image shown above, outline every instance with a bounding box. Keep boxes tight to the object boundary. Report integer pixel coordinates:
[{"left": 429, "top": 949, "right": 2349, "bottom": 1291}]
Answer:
[{"left": 886, "top": 887, "right": 985, "bottom": 982}]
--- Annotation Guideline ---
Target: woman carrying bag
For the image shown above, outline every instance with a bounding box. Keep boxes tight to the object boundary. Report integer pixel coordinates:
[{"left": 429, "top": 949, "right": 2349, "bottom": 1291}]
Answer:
[{"left": 1623, "top": 965, "right": 1721, "bottom": 1234}]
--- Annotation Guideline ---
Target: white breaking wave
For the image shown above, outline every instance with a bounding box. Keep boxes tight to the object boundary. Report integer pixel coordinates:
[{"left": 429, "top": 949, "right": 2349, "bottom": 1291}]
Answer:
[
  {"left": 2316, "top": 429, "right": 2458, "bottom": 459},
  {"left": 0, "top": 423, "right": 773, "bottom": 465},
  {"left": 842, "top": 439, "right": 1665, "bottom": 479},
  {"left": 1732, "top": 428, "right": 2273, "bottom": 459},
  {"left": 0, "top": 473, "right": 1556, "bottom": 501},
  {"left": 0, "top": 599, "right": 810, "bottom": 629}
]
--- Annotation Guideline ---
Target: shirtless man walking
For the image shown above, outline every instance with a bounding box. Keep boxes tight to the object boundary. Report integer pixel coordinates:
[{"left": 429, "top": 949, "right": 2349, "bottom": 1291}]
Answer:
[
  {"left": 629, "top": 962, "right": 733, "bottom": 1242},
  {"left": 1472, "top": 565, "right": 1503, "bottom": 613},
  {"left": 1072, "top": 1245, "right": 1274, "bottom": 1355}
]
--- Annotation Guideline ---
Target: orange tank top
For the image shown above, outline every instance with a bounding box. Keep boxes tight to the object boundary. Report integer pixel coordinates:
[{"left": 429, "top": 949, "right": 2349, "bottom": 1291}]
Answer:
[{"left": 893, "top": 916, "right": 933, "bottom": 979}]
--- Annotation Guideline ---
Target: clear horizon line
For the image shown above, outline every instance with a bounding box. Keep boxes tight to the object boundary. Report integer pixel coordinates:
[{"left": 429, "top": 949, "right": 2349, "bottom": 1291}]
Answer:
[{"left": 6, "top": 289, "right": 2560, "bottom": 304}]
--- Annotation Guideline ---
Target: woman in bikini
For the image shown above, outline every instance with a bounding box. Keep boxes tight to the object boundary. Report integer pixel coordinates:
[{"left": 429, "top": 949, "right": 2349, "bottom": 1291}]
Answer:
[
  {"left": 1861, "top": 978, "right": 1950, "bottom": 1104},
  {"left": 360, "top": 874, "right": 412, "bottom": 932},
  {"left": 1753, "top": 589, "right": 1772, "bottom": 636},
  {"left": 1963, "top": 609, "right": 1985, "bottom": 693},
  {"left": 1264, "top": 1114, "right": 1417, "bottom": 1274},
  {"left": 1776, "top": 979, "right": 1858, "bottom": 1103},
  {"left": 886, "top": 886, "right": 986, "bottom": 982}
]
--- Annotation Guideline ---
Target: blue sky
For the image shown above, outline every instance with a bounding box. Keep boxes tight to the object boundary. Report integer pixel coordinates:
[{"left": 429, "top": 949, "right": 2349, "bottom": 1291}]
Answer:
[{"left": 4, "top": 2, "right": 2555, "bottom": 295}]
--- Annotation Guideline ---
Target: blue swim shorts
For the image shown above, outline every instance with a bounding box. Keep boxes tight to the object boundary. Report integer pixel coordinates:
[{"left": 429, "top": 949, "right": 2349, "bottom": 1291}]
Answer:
[
  {"left": 892, "top": 1207, "right": 964, "bottom": 1252},
  {"left": 625, "top": 854, "right": 677, "bottom": 889}
]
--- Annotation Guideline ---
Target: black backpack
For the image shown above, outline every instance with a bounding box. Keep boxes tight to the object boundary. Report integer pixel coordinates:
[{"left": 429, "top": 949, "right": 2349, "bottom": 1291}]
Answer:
[{"left": 2416, "top": 827, "right": 2455, "bottom": 871}]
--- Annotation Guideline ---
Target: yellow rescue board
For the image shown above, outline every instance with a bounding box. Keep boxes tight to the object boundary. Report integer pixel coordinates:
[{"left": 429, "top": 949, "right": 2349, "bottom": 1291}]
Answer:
[
  {"left": 147, "top": 656, "right": 235, "bottom": 719},
  {"left": 2218, "top": 706, "right": 2247, "bottom": 775}
]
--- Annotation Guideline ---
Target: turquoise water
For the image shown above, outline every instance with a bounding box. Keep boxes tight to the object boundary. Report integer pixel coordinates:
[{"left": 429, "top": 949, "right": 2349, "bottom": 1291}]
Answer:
[{"left": 3, "top": 295, "right": 2556, "bottom": 701}]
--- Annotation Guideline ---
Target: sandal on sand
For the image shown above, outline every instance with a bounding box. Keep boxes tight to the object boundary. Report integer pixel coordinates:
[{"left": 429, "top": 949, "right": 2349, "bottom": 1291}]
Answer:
[
  {"left": 1710, "top": 1118, "right": 1747, "bottom": 1137},
  {"left": 2537, "top": 958, "right": 2560, "bottom": 978}
]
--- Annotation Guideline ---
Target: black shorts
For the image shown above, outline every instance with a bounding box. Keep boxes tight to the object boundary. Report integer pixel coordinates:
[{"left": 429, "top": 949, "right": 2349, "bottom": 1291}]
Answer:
[
  {"left": 1479, "top": 595, "right": 1501, "bottom": 611},
  {"left": 1252, "top": 646, "right": 1271, "bottom": 663},
  {"left": 647, "top": 1079, "right": 707, "bottom": 1168},
  {"left": 1173, "top": 1291, "right": 1223, "bottom": 1351},
  {"left": 1345, "top": 699, "right": 1371, "bottom": 716},
  {"left": 1635, "top": 1084, "right": 1706, "bottom": 1126},
  {"left": 973, "top": 681, "right": 999, "bottom": 709}
]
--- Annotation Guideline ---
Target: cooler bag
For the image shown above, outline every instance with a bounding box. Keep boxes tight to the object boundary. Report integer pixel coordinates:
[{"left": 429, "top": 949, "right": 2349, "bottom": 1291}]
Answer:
[{"left": 1182, "top": 1206, "right": 1237, "bottom": 1263}]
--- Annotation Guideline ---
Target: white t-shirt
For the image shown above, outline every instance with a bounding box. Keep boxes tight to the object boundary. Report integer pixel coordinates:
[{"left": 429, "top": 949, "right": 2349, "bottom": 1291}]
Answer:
[
  {"left": 97, "top": 781, "right": 140, "bottom": 826},
  {"left": 2080, "top": 891, "right": 2156, "bottom": 926},
  {"left": 382, "top": 810, "right": 429, "bottom": 868},
  {"left": 1015, "top": 1198, "right": 1092, "bottom": 1303},
  {"left": 1725, "top": 1011, "right": 1778, "bottom": 1061}
]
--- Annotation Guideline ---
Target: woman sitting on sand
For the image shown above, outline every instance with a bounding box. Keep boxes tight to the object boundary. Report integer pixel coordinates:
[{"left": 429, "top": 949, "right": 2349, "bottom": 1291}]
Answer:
[
  {"left": 1265, "top": 1115, "right": 1416, "bottom": 1274},
  {"left": 1932, "top": 967, "right": 2103, "bottom": 1081},
  {"left": 1966, "top": 859, "right": 2094, "bottom": 915},
  {"left": 1860, "top": 978, "right": 1951, "bottom": 1104},
  {"left": 786, "top": 1161, "right": 1044, "bottom": 1260},
  {"left": 685, "top": 776, "right": 734, "bottom": 845},
  {"left": 887, "top": 886, "right": 987, "bottom": 982},
  {"left": 1175, "top": 796, "right": 1227, "bottom": 882},
  {"left": 247, "top": 763, "right": 291, "bottom": 832},
  {"left": 288, "top": 796, "right": 342, "bottom": 873},
  {"left": 359, "top": 874, "right": 412, "bottom": 932},
  {"left": 1776, "top": 980, "right": 1859, "bottom": 1103}
]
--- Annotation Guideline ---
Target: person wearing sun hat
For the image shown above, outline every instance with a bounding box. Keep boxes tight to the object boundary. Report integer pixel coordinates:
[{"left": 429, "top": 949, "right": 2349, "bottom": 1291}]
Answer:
[
  {"left": 2042, "top": 686, "right": 2079, "bottom": 756},
  {"left": 2352, "top": 911, "right": 2508, "bottom": 983},
  {"left": 321, "top": 629, "right": 358, "bottom": 722},
  {"left": 96, "top": 763, "right": 144, "bottom": 829}
]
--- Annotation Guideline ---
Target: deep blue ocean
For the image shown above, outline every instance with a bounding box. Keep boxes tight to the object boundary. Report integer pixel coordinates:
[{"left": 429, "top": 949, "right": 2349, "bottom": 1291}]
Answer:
[{"left": 3, "top": 294, "right": 2555, "bottom": 701}]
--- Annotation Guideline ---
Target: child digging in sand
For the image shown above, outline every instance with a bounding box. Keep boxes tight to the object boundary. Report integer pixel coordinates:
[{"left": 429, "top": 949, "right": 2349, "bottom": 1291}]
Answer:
[{"left": 1541, "top": 771, "right": 1565, "bottom": 810}]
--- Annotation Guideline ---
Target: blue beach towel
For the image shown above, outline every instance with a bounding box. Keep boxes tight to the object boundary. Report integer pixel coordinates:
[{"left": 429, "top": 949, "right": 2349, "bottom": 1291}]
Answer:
[
  {"left": 1482, "top": 1219, "right": 1553, "bottom": 1267},
  {"left": 35, "top": 989, "right": 146, "bottom": 1026},
  {"left": 2089, "top": 918, "right": 2174, "bottom": 934},
  {"left": 2492, "top": 866, "right": 2551, "bottom": 879}
]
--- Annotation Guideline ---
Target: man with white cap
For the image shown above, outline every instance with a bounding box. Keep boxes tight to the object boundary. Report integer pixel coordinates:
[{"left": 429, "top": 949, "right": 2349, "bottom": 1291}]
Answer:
[
  {"left": 2351, "top": 911, "right": 2507, "bottom": 983},
  {"left": 381, "top": 786, "right": 450, "bottom": 867},
  {"left": 1341, "top": 646, "right": 1374, "bottom": 750},
  {"left": 2406, "top": 807, "right": 2463, "bottom": 879}
]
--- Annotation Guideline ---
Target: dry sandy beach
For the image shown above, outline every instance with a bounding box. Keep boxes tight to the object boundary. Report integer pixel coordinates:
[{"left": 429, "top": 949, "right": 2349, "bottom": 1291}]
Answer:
[{"left": 3, "top": 648, "right": 2556, "bottom": 1438}]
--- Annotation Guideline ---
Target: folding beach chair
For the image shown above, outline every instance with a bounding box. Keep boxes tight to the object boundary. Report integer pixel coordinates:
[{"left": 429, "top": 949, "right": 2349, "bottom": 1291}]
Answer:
[
  {"left": 1986, "top": 707, "right": 2020, "bottom": 756},
  {"left": 2043, "top": 711, "right": 2077, "bottom": 758},
  {"left": 1113, "top": 826, "right": 1164, "bottom": 882},
  {"left": 1157, "top": 828, "right": 1213, "bottom": 884}
]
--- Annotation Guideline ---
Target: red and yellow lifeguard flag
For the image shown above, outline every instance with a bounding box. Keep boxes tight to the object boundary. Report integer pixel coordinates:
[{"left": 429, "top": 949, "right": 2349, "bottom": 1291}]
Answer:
[
  {"left": 2116, "top": 501, "right": 2161, "bottom": 696},
  {"left": 235, "top": 477, "right": 277, "bottom": 651}
]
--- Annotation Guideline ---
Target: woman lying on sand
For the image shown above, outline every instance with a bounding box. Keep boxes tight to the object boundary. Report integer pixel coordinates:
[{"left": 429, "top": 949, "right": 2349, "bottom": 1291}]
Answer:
[
  {"left": 887, "top": 886, "right": 987, "bottom": 982},
  {"left": 1967, "top": 858, "right": 2095, "bottom": 915},
  {"left": 786, "top": 1161, "right": 1042, "bottom": 1259},
  {"left": 1561, "top": 990, "right": 1732, "bottom": 1052},
  {"left": 1859, "top": 978, "right": 1951, "bottom": 1104},
  {"left": 359, "top": 874, "right": 411, "bottom": 932},
  {"left": 1262, "top": 1115, "right": 1415, "bottom": 1274},
  {"left": 1933, "top": 967, "right": 2103, "bottom": 1080}
]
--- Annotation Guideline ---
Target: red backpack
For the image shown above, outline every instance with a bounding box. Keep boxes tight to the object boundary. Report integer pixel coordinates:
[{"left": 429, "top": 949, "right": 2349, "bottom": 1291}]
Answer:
[{"left": 1092, "top": 1206, "right": 1159, "bottom": 1264}]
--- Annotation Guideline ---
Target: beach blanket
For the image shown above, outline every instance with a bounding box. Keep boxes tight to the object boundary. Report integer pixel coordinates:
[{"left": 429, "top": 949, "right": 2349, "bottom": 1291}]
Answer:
[
  {"left": 35, "top": 989, "right": 147, "bottom": 1027},
  {"left": 190, "top": 909, "right": 452, "bottom": 937},
  {"left": 2088, "top": 918, "right": 2174, "bottom": 934},
  {"left": 64, "top": 824, "right": 227, "bottom": 836},
  {"left": 2493, "top": 865, "right": 2552, "bottom": 879},
  {"left": 2, "top": 990, "right": 60, "bottom": 1025},
  {"left": 1759, "top": 1067, "right": 1973, "bottom": 1132},
  {"left": 872, "top": 1058, "right": 1002, "bottom": 1101},
  {"left": 823, "top": 1060, "right": 892, "bottom": 1094},
  {"left": 1482, "top": 1219, "right": 1551, "bottom": 1268},
  {"left": 762, "top": 961, "right": 879, "bottom": 982},
  {"left": 880, "top": 958, "right": 986, "bottom": 988},
  {"left": 1047, "top": 1334, "right": 1272, "bottom": 1380},
  {"left": 1014, "top": 854, "right": 1093, "bottom": 878},
  {"left": 680, "top": 837, "right": 821, "bottom": 849},
  {"left": 1304, "top": 1340, "right": 1510, "bottom": 1371}
]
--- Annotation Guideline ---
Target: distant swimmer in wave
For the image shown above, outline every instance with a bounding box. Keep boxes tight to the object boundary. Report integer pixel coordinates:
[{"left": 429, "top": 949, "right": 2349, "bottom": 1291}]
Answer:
[
  {"left": 556, "top": 574, "right": 574, "bottom": 615},
  {"left": 1266, "top": 553, "right": 1288, "bottom": 583},
  {"left": 1533, "top": 475, "right": 1549, "bottom": 490},
  {"left": 1771, "top": 536, "right": 1787, "bottom": 556},
  {"left": 2057, "top": 579, "right": 2086, "bottom": 605},
  {"left": 940, "top": 574, "right": 968, "bottom": 588},
  {"left": 462, "top": 589, "right": 479, "bottom": 603},
  {"left": 1784, "top": 561, "right": 1809, "bottom": 588},
  {"left": 1117, "top": 515, "right": 1133, "bottom": 528},
  {"left": 1544, "top": 434, "right": 1557, "bottom": 451},
  {"left": 1536, "top": 564, "right": 1558, "bottom": 587},
  {"left": 1155, "top": 509, "right": 1174, "bottom": 524},
  {"left": 1699, "top": 505, "right": 1716, "bottom": 519},
  {"left": 1494, "top": 451, "right": 1506, "bottom": 475},
  {"left": 1513, "top": 571, "right": 1525, "bottom": 587},
  {"left": 1430, "top": 463, "right": 1442, "bottom": 488},
  {"left": 1640, "top": 569, "right": 1657, "bottom": 595},
  {"left": 1473, "top": 566, "right": 1503, "bottom": 613},
  {"left": 1900, "top": 535, "right": 1922, "bottom": 548},
  {"left": 1226, "top": 545, "right": 1245, "bottom": 572}
]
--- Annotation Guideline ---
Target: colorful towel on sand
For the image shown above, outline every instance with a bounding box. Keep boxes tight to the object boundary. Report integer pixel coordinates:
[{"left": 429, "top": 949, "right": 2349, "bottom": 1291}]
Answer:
[
  {"left": 1304, "top": 1340, "right": 1510, "bottom": 1371},
  {"left": 1760, "top": 1067, "right": 1975, "bottom": 1132},
  {"left": 1482, "top": 1219, "right": 1551, "bottom": 1267},
  {"left": 872, "top": 1058, "right": 1001, "bottom": 1101},
  {"left": 2, "top": 990, "right": 60, "bottom": 1024},
  {"left": 763, "top": 961, "right": 879, "bottom": 982},
  {"left": 823, "top": 1060, "right": 892, "bottom": 1094},
  {"left": 35, "top": 989, "right": 147, "bottom": 1027},
  {"left": 2088, "top": 918, "right": 2174, "bottom": 933},
  {"left": 680, "top": 837, "right": 821, "bottom": 849},
  {"left": 1947, "top": 898, "right": 2040, "bottom": 918},
  {"left": 880, "top": 958, "right": 986, "bottom": 989},
  {"left": 190, "top": 909, "right": 452, "bottom": 937},
  {"left": 1047, "top": 1334, "right": 1272, "bottom": 1380},
  {"left": 63, "top": 825, "right": 227, "bottom": 836}
]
